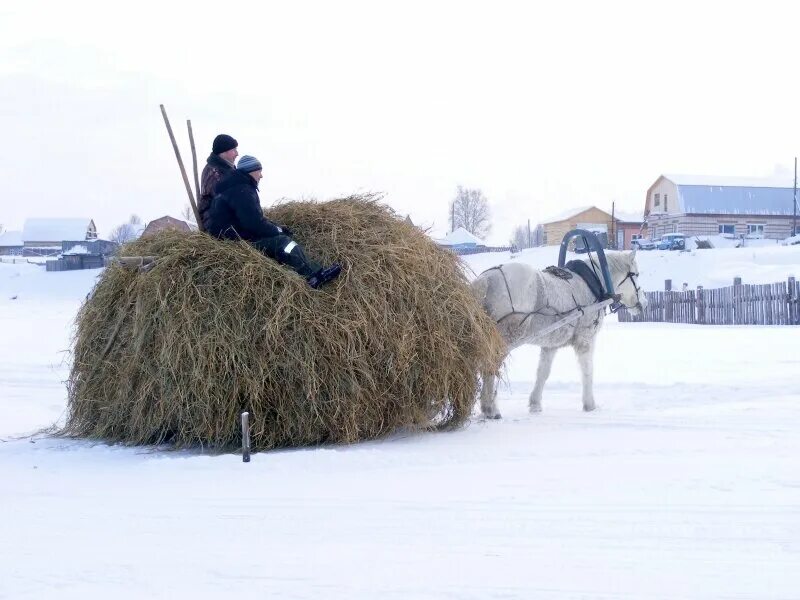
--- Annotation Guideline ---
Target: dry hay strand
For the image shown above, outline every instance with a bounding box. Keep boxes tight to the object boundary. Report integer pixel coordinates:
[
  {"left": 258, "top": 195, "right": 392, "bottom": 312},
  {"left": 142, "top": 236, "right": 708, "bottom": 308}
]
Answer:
[{"left": 63, "top": 195, "right": 505, "bottom": 450}]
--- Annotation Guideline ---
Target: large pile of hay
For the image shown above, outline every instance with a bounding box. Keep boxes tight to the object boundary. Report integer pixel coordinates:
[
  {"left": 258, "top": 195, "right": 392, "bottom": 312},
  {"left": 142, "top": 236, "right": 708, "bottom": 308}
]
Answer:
[{"left": 64, "top": 196, "right": 505, "bottom": 450}]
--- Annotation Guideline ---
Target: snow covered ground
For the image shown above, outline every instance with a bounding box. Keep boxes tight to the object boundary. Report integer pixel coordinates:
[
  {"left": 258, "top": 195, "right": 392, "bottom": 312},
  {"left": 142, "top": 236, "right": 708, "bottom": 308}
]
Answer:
[{"left": 1, "top": 249, "right": 799, "bottom": 599}]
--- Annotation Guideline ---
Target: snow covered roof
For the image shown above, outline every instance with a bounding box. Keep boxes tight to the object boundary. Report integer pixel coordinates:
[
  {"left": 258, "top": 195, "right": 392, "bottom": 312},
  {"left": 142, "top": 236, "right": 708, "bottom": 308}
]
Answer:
[
  {"left": 663, "top": 174, "right": 796, "bottom": 189},
  {"left": 22, "top": 218, "right": 95, "bottom": 242},
  {"left": 438, "top": 227, "right": 486, "bottom": 246},
  {"left": 677, "top": 185, "right": 798, "bottom": 216},
  {"left": 63, "top": 244, "right": 89, "bottom": 255},
  {"left": 0, "top": 230, "right": 23, "bottom": 247},
  {"left": 540, "top": 205, "right": 603, "bottom": 225},
  {"left": 614, "top": 210, "right": 644, "bottom": 223}
]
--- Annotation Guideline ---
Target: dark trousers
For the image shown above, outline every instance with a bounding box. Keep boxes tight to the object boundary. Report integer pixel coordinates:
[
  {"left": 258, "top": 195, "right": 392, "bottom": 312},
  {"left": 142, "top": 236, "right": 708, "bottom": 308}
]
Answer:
[{"left": 250, "top": 235, "right": 321, "bottom": 278}]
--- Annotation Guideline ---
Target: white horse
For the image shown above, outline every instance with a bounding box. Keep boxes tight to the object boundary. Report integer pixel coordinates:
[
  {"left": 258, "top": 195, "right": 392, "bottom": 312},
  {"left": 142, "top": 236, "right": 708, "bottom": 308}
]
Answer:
[{"left": 471, "top": 251, "right": 646, "bottom": 417}]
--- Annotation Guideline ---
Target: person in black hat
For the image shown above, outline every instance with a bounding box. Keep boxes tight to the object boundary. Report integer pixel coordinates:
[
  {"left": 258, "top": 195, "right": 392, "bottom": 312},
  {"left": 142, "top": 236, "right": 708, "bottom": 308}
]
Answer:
[
  {"left": 198, "top": 134, "right": 239, "bottom": 227},
  {"left": 206, "top": 155, "right": 341, "bottom": 289}
]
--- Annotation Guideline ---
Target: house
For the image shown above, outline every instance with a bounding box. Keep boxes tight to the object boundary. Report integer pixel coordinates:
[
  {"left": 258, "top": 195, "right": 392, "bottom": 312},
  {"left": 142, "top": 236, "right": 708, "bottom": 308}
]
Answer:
[
  {"left": 141, "top": 216, "right": 195, "bottom": 237},
  {"left": 0, "top": 230, "right": 24, "bottom": 256},
  {"left": 433, "top": 227, "right": 487, "bottom": 251},
  {"left": 645, "top": 174, "right": 799, "bottom": 240},
  {"left": 613, "top": 210, "right": 646, "bottom": 249},
  {"left": 539, "top": 206, "right": 614, "bottom": 246},
  {"left": 22, "top": 218, "right": 97, "bottom": 257}
]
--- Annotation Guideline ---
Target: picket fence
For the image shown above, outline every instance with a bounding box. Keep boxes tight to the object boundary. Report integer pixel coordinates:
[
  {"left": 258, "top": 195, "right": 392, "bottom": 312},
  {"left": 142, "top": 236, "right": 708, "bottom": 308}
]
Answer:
[{"left": 617, "top": 277, "right": 800, "bottom": 325}]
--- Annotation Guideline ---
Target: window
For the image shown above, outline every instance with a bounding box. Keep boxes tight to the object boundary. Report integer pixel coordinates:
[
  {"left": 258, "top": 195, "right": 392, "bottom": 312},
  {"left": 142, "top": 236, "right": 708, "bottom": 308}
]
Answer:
[
  {"left": 632, "top": 234, "right": 642, "bottom": 241},
  {"left": 664, "top": 194, "right": 668, "bottom": 212},
  {"left": 747, "top": 224, "right": 764, "bottom": 237},
  {"left": 718, "top": 224, "right": 735, "bottom": 235},
  {"left": 654, "top": 193, "right": 660, "bottom": 206}
]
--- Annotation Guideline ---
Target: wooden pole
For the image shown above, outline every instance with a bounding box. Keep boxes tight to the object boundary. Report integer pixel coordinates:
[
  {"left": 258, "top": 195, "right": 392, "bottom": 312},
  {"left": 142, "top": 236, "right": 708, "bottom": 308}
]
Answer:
[
  {"left": 159, "top": 105, "right": 202, "bottom": 227},
  {"left": 114, "top": 256, "right": 156, "bottom": 268},
  {"left": 241, "top": 412, "right": 251, "bottom": 463},
  {"left": 696, "top": 285, "right": 704, "bottom": 324},
  {"left": 187, "top": 120, "right": 205, "bottom": 232},
  {"left": 793, "top": 157, "right": 797, "bottom": 237},
  {"left": 611, "top": 201, "right": 616, "bottom": 249}
]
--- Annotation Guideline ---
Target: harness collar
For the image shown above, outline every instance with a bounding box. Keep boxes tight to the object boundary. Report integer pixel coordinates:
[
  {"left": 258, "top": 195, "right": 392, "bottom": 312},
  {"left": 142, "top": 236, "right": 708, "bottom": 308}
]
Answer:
[{"left": 563, "top": 260, "right": 608, "bottom": 302}]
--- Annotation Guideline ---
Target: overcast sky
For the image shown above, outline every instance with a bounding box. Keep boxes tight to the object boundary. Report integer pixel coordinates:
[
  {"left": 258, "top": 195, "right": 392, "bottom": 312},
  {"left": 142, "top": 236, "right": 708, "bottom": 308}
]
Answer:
[{"left": 1, "top": 0, "right": 799, "bottom": 243}]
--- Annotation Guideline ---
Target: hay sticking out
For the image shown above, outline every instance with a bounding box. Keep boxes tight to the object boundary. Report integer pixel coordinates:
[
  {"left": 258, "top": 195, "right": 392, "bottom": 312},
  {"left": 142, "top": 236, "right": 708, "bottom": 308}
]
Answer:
[{"left": 64, "top": 196, "right": 505, "bottom": 450}]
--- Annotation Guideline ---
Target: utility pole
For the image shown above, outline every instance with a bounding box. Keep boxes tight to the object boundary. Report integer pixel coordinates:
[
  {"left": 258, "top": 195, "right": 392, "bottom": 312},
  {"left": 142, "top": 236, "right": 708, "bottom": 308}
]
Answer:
[
  {"left": 611, "top": 201, "right": 616, "bottom": 249},
  {"left": 451, "top": 203, "right": 455, "bottom": 233},
  {"left": 794, "top": 157, "right": 797, "bottom": 237},
  {"left": 527, "top": 219, "right": 531, "bottom": 249}
]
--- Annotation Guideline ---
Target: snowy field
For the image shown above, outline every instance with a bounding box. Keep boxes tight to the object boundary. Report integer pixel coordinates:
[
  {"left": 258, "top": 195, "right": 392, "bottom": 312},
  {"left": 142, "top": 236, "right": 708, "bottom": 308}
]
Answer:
[{"left": 1, "top": 246, "right": 799, "bottom": 599}]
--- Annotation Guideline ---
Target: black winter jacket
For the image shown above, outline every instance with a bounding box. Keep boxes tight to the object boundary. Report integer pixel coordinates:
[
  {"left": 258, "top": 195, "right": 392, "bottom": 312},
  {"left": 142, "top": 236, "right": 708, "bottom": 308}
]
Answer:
[
  {"left": 198, "top": 153, "right": 235, "bottom": 223},
  {"left": 205, "top": 170, "right": 282, "bottom": 241}
]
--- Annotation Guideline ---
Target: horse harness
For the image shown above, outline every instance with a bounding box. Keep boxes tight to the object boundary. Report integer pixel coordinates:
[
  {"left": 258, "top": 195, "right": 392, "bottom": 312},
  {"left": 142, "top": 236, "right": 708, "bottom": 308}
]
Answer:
[
  {"left": 485, "top": 260, "right": 638, "bottom": 333},
  {"left": 486, "top": 263, "right": 599, "bottom": 329},
  {"left": 548, "top": 260, "right": 641, "bottom": 305}
]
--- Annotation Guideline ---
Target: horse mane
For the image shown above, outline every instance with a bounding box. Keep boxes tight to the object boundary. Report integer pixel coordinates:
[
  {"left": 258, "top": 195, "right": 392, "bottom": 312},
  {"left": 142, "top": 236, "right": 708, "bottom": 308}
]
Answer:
[{"left": 581, "top": 250, "right": 630, "bottom": 276}]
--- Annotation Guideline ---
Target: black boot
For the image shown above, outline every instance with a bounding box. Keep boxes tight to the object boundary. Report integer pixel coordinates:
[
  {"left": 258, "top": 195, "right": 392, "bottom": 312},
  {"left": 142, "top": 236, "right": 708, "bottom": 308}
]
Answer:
[{"left": 307, "top": 264, "right": 342, "bottom": 289}]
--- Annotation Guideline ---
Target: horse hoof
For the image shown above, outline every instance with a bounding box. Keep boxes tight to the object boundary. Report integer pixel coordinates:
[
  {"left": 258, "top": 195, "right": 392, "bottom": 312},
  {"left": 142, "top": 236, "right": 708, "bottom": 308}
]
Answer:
[
  {"left": 529, "top": 405, "right": 542, "bottom": 413},
  {"left": 583, "top": 404, "right": 596, "bottom": 412},
  {"left": 483, "top": 412, "right": 502, "bottom": 420}
]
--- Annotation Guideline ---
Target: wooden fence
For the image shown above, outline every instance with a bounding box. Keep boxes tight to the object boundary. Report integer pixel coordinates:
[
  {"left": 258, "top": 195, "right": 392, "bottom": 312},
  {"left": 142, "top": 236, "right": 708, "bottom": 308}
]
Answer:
[
  {"left": 617, "top": 277, "right": 800, "bottom": 325},
  {"left": 45, "top": 255, "right": 105, "bottom": 272}
]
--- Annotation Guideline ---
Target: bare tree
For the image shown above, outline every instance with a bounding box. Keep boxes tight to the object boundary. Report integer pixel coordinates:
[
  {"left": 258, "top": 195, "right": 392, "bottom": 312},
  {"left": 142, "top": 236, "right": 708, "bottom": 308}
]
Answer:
[
  {"left": 449, "top": 186, "right": 491, "bottom": 238},
  {"left": 108, "top": 214, "right": 142, "bottom": 245},
  {"left": 0, "top": 223, "right": 5, "bottom": 236},
  {"left": 182, "top": 204, "right": 197, "bottom": 224},
  {"left": 510, "top": 225, "right": 531, "bottom": 250},
  {"left": 108, "top": 223, "right": 137, "bottom": 245},
  {"left": 510, "top": 222, "right": 544, "bottom": 250},
  {"left": 532, "top": 224, "right": 544, "bottom": 247}
]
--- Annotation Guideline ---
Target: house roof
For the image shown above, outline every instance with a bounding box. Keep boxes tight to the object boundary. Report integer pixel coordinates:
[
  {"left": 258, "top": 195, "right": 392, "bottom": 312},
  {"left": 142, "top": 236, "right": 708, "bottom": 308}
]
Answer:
[
  {"left": 679, "top": 185, "right": 797, "bottom": 216},
  {"left": 663, "top": 174, "right": 795, "bottom": 189},
  {"left": 613, "top": 210, "right": 644, "bottom": 223},
  {"left": 540, "top": 205, "right": 615, "bottom": 225},
  {"left": 442, "top": 226, "right": 486, "bottom": 246},
  {"left": 22, "top": 218, "right": 94, "bottom": 242},
  {"left": 141, "top": 216, "right": 196, "bottom": 237},
  {"left": 655, "top": 175, "right": 799, "bottom": 216},
  {"left": 0, "top": 230, "right": 23, "bottom": 247}
]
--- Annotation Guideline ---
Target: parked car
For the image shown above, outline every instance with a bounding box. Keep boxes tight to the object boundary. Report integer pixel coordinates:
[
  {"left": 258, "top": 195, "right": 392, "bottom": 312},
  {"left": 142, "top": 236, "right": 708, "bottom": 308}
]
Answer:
[
  {"left": 631, "top": 238, "right": 656, "bottom": 250},
  {"left": 657, "top": 233, "right": 686, "bottom": 251},
  {"left": 572, "top": 231, "right": 609, "bottom": 254}
]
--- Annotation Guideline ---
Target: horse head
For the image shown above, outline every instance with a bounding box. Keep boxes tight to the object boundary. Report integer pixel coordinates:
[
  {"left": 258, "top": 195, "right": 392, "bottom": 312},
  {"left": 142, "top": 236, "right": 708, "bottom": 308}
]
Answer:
[{"left": 611, "top": 250, "right": 647, "bottom": 316}]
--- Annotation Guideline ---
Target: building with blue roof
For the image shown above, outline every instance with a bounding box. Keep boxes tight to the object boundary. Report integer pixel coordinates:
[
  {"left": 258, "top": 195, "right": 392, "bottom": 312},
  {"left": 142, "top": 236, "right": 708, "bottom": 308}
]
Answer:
[{"left": 644, "top": 174, "right": 798, "bottom": 240}]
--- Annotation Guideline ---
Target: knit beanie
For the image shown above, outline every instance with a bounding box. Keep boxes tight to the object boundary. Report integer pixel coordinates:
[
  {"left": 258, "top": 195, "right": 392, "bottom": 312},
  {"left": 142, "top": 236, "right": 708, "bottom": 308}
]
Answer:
[
  {"left": 212, "top": 134, "right": 238, "bottom": 154},
  {"left": 236, "top": 155, "right": 262, "bottom": 173}
]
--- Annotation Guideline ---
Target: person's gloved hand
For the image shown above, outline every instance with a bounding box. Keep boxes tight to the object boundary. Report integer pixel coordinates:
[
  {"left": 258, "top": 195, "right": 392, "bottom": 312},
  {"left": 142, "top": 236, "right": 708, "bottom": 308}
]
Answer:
[{"left": 280, "top": 225, "right": 294, "bottom": 237}]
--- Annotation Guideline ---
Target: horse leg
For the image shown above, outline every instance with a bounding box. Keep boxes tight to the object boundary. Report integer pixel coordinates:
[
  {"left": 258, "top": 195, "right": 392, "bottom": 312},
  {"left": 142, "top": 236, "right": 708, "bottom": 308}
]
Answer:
[
  {"left": 480, "top": 370, "right": 502, "bottom": 419},
  {"left": 573, "top": 341, "right": 596, "bottom": 412},
  {"left": 529, "top": 347, "right": 557, "bottom": 413}
]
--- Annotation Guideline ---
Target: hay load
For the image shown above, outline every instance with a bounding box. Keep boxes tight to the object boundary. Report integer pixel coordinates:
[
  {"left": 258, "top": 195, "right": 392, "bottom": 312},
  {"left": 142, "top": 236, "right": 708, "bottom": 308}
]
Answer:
[{"left": 64, "top": 196, "right": 505, "bottom": 450}]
